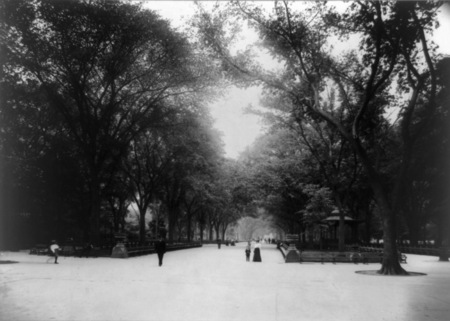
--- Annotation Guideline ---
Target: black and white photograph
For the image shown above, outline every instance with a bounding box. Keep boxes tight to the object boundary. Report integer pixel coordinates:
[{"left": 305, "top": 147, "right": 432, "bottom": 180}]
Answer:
[{"left": 1, "top": 1, "right": 449, "bottom": 320}]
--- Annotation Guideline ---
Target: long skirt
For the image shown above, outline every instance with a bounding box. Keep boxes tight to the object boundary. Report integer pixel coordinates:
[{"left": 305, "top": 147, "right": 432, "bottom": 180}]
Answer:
[{"left": 253, "top": 248, "right": 262, "bottom": 262}]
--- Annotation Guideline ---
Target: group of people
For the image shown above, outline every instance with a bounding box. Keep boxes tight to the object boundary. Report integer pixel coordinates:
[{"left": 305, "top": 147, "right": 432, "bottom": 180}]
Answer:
[
  {"left": 47, "top": 238, "right": 168, "bottom": 266},
  {"left": 48, "top": 237, "right": 262, "bottom": 266},
  {"left": 245, "top": 240, "right": 262, "bottom": 262}
]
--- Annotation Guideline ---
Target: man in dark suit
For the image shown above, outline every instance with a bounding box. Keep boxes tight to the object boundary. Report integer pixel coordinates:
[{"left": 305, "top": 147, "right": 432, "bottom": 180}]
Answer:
[{"left": 154, "top": 238, "right": 166, "bottom": 266}]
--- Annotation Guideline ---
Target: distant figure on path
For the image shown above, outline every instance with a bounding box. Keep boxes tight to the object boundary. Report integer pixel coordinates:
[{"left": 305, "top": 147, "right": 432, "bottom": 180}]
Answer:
[
  {"left": 49, "top": 240, "right": 60, "bottom": 264},
  {"left": 253, "top": 240, "right": 262, "bottom": 262},
  {"left": 245, "top": 242, "right": 251, "bottom": 262},
  {"left": 155, "top": 238, "right": 166, "bottom": 266},
  {"left": 217, "top": 238, "right": 221, "bottom": 249}
]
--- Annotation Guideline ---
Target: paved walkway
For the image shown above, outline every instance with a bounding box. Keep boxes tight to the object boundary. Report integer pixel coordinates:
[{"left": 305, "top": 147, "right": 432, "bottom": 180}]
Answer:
[{"left": 1, "top": 242, "right": 449, "bottom": 321}]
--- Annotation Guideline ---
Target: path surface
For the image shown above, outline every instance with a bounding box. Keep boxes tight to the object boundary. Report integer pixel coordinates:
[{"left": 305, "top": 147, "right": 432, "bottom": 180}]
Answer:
[{"left": 1, "top": 242, "right": 449, "bottom": 321}]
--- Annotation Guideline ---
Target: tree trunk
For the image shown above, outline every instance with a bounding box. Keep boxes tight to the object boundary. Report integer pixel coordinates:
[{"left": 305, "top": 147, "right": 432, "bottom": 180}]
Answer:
[
  {"left": 89, "top": 178, "right": 101, "bottom": 245},
  {"left": 199, "top": 223, "right": 204, "bottom": 243},
  {"left": 376, "top": 198, "right": 408, "bottom": 275},
  {"left": 208, "top": 223, "right": 213, "bottom": 241},
  {"left": 167, "top": 207, "right": 178, "bottom": 242},
  {"left": 186, "top": 212, "right": 192, "bottom": 242},
  {"left": 138, "top": 206, "right": 147, "bottom": 244},
  {"left": 221, "top": 223, "right": 227, "bottom": 241},
  {"left": 0, "top": 154, "right": 13, "bottom": 250},
  {"left": 438, "top": 211, "right": 449, "bottom": 261},
  {"left": 363, "top": 205, "right": 372, "bottom": 244},
  {"left": 215, "top": 225, "right": 220, "bottom": 240}
]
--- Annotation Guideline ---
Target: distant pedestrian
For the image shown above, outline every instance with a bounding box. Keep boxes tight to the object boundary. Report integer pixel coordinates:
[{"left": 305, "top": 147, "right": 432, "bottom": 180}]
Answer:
[
  {"left": 154, "top": 238, "right": 166, "bottom": 266},
  {"left": 49, "top": 240, "right": 60, "bottom": 264},
  {"left": 217, "top": 238, "right": 221, "bottom": 249},
  {"left": 245, "top": 242, "right": 251, "bottom": 262},
  {"left": 253, "top": 240, "right": 262, "bottom": 262}
]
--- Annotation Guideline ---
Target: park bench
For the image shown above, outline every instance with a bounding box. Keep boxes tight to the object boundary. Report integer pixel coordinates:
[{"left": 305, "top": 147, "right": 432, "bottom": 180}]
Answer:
[
  {"left": 299, "top": 251, "right": 334, "bottom": 264},
  {"left": 278, "top": 243, "right": 290, "bottom": 258},
  {"left": 59, "top": 245, "right": 76, "bottom": 256},
  {"left": 404, "top": 246, "right": 438, "bottom": 256},
  {"left": 111, "top": 242, "right": 202, "bottom": 258},
  {"left": 29, "top": 244, "right": 50, "bottom": 255},
  {"left": 332, "top": 252, "right": 362, "bottom": 264},
  {"left": 166, "top": 243, "right": 202, "bottom": 251},
  {"left": 360, "top": 252, "right": 383, "bottom": 264},
  {"left": 360, "top": 251, "right": 407, "bottom": 264},
  {"left": 126, "top": 245, "right": 155, "bottom": 257}
]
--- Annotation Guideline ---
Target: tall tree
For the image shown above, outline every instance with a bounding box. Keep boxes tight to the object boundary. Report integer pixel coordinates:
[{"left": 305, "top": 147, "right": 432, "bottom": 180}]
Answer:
[
  {"left": 193, "top": 0, "right": 444, "bottom": 274},
  {"left": 1, "top": 0, "right": 214, "bottom": 243}
]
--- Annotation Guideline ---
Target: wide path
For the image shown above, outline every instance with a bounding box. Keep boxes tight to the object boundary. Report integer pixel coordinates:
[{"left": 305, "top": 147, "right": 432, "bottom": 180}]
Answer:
[{"left": 1, "top": 242, "right": 449, "bottom": 321}]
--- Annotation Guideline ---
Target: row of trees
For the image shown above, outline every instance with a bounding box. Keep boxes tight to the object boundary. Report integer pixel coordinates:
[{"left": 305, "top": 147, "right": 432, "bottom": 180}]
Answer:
[
  {"left": 0, "top": 0, "right": 251, "bottom": 248},
  {"left": 191, "top": 1, "right": 449, "bottom": 274},
  {"left": 1, "top": 1, "right": 448, "bottom": 277}
]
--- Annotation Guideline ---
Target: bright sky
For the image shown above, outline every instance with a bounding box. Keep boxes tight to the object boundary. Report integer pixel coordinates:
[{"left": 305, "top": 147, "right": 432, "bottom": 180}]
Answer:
[{"left": 143, "top": 1, "right": 450, "bottom": 159}]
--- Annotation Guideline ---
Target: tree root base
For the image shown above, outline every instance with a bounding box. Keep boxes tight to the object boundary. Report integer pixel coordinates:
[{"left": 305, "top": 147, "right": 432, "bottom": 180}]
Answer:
[{"left": 355, "top": 270, "right": 426, "bottom": 276}]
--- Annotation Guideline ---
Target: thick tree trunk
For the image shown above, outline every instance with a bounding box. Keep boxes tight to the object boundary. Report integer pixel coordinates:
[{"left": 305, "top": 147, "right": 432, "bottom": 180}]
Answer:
[
  {"left": 352, "top": 139, "right": 408, "bottom": 275},
  {"left": 378, "top": 213, "right": 408, "bottom": 275}
]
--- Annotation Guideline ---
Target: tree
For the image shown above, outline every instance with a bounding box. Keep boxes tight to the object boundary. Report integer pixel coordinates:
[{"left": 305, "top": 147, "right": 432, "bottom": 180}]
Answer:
[
  {"left": 1, "top": 0, "right": 218, "bottom": 243},
  {"left": 193, "top": 0, "right": 444, "bottom": 274}
]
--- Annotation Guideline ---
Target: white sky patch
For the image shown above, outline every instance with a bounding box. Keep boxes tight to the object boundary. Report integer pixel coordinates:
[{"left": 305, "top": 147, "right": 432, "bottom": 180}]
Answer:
[{"left": 209, "top": 86, "right": 264, "bottom": 159}]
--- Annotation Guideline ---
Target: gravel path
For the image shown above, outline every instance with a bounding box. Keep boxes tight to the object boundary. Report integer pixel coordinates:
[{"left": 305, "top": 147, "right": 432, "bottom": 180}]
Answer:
[{"left": 1, "top": 243, "right": 449, "bottom": 321}]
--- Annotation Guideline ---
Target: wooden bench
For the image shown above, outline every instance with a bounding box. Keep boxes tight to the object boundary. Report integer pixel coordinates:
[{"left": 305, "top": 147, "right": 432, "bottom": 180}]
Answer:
[
  {"left": 332, "top": 252, "right": 362, "bottom": 264},
  {"left": 126, "top": 242, "right": 202, "bottom": 256},
  {"left": 360, "top": 252, "right": 383, "bottom": 264},
  {"left": 360, "top": 251, "right": 407, "bottom": 264},
  {"left": 126, "top": 246, "right": 155, "bottom": 257},
  {"left": 297, "top": 251, "right": 361, "bottom": 264},
  {"left": 29, "top": 244, "right": 50, "bottom": 255},
  {"left": 166, "top": 243, "right": 202, "bottom": 252},
  {"left": 300, "top": 251, "right": 333, "bottom": 264},
  {"left": 278, "top": 243, "right": 290, "bottom": 258}
]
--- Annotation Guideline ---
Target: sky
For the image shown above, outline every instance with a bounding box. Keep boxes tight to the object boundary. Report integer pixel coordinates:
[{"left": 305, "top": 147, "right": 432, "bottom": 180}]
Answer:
[{"left": 143, "top": 1, "right": 450, "bottom": 159}]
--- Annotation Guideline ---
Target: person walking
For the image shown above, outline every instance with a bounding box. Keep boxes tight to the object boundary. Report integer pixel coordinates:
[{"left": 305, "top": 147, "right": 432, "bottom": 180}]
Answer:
[
  {"left": 217, "top": 238, "right": 221, "bottom": 249},
  {"left": 253, "top": 240, "right": 262, "bottom": 262},
  {"left": 154, "top": 238, "right": 166, "bottom": 266},
  {"left": 49, "top": 240, "right": 60, "bottom": 264},
  {"left": 245, "top": 242, "right": 251, "bottom": 262}
]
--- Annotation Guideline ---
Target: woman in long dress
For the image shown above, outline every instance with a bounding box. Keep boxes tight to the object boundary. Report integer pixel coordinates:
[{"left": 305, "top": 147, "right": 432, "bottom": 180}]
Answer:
[{"left": 253, "top": 240, "right": 262, "bottom": 262}]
